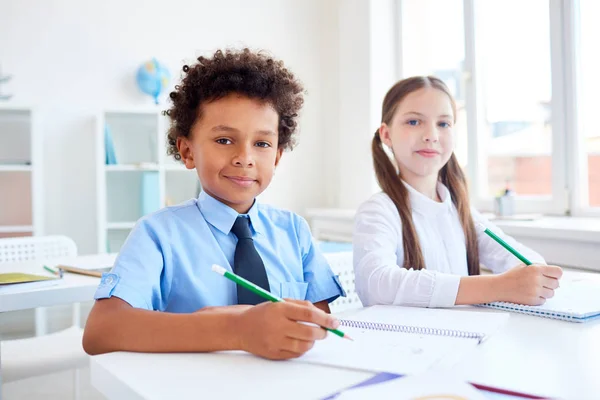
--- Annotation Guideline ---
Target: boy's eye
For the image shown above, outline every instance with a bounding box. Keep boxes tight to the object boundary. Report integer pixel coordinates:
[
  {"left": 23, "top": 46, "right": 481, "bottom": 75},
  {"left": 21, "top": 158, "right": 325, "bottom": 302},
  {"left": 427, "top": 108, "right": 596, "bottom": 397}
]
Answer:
[
  {"left": 407, "top": 119, "right": 420, "bottom": 126},
  {"left": 438, "top": 121, "right": 451, "bottom": 128},
  {"left": 216, "top": 138, "right": 232, "bottom": 145},
  {"left": 255, "top": 141, "right": 271, "bottom": 148}
]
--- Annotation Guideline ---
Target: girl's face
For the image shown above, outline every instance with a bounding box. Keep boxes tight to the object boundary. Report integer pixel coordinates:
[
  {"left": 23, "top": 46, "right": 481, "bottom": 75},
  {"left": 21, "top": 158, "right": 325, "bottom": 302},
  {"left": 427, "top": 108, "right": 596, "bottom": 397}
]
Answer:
[
  {"left": 379, "top": 87, "right": 455, "bottom": 183},
  {"left": 177, "top": 94, "right": 282, "bottom": 214}
]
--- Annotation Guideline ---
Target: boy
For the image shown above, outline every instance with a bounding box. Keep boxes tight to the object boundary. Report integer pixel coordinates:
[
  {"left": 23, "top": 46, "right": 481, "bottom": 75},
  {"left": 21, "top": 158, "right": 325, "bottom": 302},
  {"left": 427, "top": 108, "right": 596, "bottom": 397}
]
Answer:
[{"left": 83, "top": 49, "right": 345, "bottom": 360}]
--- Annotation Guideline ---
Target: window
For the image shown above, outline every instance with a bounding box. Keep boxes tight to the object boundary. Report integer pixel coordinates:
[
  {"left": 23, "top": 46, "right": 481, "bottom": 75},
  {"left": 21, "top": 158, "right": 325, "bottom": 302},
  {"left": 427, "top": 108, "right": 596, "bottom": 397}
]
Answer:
[
  {"left": 400, "top": 0, "right": 468, "bottom": 167},
  {"left": 399, "top": 0, "right": 600, "bottom": 216},
  {"left": 577, "top": 0, "right": 600, "bottom": 209},
  {"left": 399, "top": 0, "right": 586, "bottom": 215},
  {"left": 475, "top": 0, "right": 553, "bottom": 198}
]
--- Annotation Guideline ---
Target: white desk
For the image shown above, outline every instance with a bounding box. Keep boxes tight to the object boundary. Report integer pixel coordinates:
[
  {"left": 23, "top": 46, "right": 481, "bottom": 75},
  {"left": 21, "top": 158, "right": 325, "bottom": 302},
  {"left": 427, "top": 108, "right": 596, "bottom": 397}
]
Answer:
[
  {"left": 0, "top": 253, "right": 116, "bottom": 312},
  {"left": 0, "top": 253, "right": 116, "bottom": 392},
  {"left": 90, "top": 269, "right": 600, "bottom": 400}
]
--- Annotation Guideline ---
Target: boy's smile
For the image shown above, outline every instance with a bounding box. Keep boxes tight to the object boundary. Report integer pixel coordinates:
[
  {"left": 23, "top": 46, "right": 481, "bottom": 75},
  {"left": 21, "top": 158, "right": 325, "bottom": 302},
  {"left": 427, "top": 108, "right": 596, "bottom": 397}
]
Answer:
[
  {"left": 177, "top": 94, "right": 283, "bottom": 214},
  {"left": 224, "top": 174, "right": 257, "bottom": 188}
]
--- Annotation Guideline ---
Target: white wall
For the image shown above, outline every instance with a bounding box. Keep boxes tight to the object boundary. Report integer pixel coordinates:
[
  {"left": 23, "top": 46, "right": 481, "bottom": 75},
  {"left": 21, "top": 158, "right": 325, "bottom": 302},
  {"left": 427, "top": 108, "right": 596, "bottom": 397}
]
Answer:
[
  {"left": 335, "top": 0, "right": 399, "bottom": 209},
  {"left": 1, "top": 0, "right": 341, "bottom": 253}
]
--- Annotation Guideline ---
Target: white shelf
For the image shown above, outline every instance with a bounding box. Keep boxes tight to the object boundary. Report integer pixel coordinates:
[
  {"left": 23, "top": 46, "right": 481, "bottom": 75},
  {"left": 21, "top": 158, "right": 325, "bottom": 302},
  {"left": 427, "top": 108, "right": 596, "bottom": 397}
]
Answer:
[
  {"left": 0, "top": 106, "right": 42, "bottom": 236},
  {"left": 162, "top": 164, "right": 188, "bottom": 172},
  {"left": 0, "top": 104, "right": 35, "bottom": 112},
  {"left": 0, "top": 165, "right": 32, "bottom": 172},
  {"left": 97, "top": 109, "right": 165, "bottom": 253},
  {"left": 0, "top": 225, "right": 34, "bottom": 233},
  {"left": 97, "top": 109, "right": 200, "bottom": 253},
  {"left": 105, "top": 164, "right": 160, "bottom": 172},
  {"left": 104, "top": 106, "right": 163, "bottom": 115},
  {"left": 107, "top": 222, "right": 136, "bottom": 230}
]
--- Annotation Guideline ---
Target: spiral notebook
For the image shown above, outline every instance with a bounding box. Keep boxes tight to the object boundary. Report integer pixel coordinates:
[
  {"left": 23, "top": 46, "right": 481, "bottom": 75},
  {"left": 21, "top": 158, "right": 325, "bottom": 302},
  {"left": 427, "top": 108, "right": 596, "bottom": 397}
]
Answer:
[
  {"left": 479, "top": 280, "right": 600, "bottom": 323},
  {"left": 295, "top": 306, "right": 509, "bottom": 375}
]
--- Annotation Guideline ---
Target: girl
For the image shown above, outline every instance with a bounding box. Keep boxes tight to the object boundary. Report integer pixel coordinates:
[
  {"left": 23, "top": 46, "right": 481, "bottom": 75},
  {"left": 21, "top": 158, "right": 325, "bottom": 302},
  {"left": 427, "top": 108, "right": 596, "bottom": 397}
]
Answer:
[{"left": 353, "top": 76, "right": 562, "bottom": 308}]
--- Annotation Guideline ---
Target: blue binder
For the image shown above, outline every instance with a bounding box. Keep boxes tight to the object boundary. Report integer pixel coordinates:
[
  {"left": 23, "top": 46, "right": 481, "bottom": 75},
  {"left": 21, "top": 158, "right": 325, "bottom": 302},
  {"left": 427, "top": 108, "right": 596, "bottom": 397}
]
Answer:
[
  {"left": 140, "top": 171, "right": 160, "bottom": 215},
  {"left": 104, "top": 124, "right": 118, "bottom": 165}
]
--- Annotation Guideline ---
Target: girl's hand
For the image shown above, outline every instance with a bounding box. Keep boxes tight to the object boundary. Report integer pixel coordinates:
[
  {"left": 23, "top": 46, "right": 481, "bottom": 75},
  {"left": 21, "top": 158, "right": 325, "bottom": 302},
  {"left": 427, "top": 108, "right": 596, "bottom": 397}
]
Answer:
[
  {"left": 496, "top": 264, "right": 563, "bottom": 305},
  {"left": 233, "top": 300, "right": 339, "bottom": 360}
]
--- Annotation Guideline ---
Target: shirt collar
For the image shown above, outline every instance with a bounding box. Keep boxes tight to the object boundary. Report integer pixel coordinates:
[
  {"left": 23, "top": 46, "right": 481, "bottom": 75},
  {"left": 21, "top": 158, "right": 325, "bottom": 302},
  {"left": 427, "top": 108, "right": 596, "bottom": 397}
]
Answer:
[
  {"left": 197, "top": 191, "right": 264, "bottom": 236},
  {"left": 403, "top": 181, "right": 453, "bottom": 216}
]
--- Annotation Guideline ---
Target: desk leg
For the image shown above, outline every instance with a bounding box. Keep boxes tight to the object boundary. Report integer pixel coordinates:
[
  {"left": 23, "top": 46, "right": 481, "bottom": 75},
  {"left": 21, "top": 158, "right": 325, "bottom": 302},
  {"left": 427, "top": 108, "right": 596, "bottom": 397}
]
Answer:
[{"left": 34, "top": 308, "right": 48, "bottom": 336}]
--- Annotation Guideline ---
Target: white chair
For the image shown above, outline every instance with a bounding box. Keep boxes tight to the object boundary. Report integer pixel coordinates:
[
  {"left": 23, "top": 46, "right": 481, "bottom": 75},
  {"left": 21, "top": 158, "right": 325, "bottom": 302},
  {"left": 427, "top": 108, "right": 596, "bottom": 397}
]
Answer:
[
  {"left": 0, "top": 235, "right": 87, "bottom": 399},
  {"left": 325, "top": 251, "right": 363, "bottom": 313}
]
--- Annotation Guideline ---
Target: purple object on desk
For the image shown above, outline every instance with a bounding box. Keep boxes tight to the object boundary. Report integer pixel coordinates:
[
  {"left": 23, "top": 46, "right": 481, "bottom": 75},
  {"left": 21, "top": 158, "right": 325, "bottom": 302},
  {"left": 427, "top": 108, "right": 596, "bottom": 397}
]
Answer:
[{"left": 322, "top": 373, "right": 549, "bottom": 400}]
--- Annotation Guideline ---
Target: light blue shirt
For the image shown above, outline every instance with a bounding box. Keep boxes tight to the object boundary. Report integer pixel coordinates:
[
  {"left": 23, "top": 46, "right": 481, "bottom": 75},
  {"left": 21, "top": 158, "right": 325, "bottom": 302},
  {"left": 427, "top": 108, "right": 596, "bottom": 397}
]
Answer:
[{"left": 94, "top": 192, "right": 345, "bottom": 312}]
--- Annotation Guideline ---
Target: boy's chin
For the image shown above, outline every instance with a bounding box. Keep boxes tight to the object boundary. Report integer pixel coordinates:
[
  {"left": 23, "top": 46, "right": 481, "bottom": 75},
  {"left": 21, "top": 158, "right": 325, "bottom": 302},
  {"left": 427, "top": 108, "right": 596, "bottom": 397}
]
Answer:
[{"left": 217, "top": 191, "right": 260, "bottom": 210}]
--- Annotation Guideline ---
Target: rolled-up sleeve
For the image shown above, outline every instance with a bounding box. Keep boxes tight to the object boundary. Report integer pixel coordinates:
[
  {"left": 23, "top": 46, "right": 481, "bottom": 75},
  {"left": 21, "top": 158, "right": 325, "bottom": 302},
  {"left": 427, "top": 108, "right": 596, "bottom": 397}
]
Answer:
[
  {"left": 94, "top": 218, "right": 168, "bottom": 310},
  {"left": 353, "top": 194, "right": 460, "bottom": 308}
]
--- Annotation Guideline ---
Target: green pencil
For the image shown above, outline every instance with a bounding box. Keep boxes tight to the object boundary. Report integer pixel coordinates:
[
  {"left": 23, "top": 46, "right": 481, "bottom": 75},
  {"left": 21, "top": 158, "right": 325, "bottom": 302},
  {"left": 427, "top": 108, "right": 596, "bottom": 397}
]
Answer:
[
  {"left": 211, "top": 264, "right": 352, "bottom": 340},
  {"left": 476, "top": 223, "right": 532, "bottom": 266},
  {"left": 43, "top": 265, "right": 60, "bottom": 276}
]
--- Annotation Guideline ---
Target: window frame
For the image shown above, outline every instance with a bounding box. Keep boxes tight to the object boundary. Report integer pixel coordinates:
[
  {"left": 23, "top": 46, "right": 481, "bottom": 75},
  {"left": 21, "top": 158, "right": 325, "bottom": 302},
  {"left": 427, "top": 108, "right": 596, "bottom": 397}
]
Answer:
[
  {"left": 564, "top": 0, "right": 600, "bottom": 217},
  {"left": 463, "top": 0, "right": 569, "bottom": 215}
]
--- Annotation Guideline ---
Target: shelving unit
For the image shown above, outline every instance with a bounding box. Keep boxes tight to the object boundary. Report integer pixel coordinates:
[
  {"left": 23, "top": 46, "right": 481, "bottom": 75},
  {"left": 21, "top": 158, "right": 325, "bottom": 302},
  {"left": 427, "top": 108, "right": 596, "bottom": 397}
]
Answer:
[
  {"left": 96, "top": 108, "right": 200, "bottom": 253},
  {"left": 0, "top": 105, "right": 43, "bottom": 238}
]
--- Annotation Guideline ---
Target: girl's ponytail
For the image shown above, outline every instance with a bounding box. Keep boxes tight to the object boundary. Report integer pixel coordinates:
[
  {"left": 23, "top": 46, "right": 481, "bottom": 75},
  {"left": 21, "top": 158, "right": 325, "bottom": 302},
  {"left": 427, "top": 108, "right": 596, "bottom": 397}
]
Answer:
[{"left": 372, "top": 129, "right": 425, "bottom": 270}]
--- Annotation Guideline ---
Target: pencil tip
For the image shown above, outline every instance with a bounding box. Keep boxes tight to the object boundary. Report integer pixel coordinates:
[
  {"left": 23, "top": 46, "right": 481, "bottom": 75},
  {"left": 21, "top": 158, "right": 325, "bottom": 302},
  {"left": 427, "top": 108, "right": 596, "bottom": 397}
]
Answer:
[{"left": 345, "top": 335, "right": 354, "bottom": 341}]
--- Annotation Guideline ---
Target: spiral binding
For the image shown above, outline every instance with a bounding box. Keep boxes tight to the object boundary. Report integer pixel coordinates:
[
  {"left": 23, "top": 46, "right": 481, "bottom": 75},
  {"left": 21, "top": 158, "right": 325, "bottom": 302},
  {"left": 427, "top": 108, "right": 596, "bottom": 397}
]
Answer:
[
  {"left": 480, "top": 302, "right": 576, "bottom": 321},
  {"left": 340, "top": 319, "right": 485, "bottom": 342}
]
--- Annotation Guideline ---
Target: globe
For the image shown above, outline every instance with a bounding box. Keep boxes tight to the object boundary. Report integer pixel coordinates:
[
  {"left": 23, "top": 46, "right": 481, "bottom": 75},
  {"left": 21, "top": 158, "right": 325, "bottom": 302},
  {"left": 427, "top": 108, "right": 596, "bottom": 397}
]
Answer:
[{"left": 136, "top": 58, "right": 170, "bottom": 104}]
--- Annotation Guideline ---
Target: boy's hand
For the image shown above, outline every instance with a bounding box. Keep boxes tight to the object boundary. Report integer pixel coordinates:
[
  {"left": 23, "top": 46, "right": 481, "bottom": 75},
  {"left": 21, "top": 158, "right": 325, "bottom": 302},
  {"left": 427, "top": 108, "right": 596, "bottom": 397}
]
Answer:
[
  {"left": 496, "top": 264, "right": 563, "bottom": 305},
  {"left": 233, "top": 300, "right": 340, "bottom": 360}
]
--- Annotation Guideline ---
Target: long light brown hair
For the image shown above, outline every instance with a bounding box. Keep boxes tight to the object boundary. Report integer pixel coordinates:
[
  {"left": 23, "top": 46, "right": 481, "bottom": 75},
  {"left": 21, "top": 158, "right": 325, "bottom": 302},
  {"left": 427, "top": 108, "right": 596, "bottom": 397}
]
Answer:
[{"left": 372, "top": 76, "right": 480, "bottom": 275}]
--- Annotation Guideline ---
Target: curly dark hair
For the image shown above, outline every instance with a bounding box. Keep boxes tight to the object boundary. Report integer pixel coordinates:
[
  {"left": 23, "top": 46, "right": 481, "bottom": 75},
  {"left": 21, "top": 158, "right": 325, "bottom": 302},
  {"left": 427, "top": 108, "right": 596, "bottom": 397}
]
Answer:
[{"left": 165, "top": 48, "right": 305, "bottom": 160}]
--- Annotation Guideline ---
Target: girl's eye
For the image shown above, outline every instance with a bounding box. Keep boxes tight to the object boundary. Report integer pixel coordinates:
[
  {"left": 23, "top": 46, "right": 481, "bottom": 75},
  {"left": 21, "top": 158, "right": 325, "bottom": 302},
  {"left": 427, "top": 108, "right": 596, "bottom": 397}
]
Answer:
[
  {"left": 216, "top": 138, "right": 232, "bottom": 145},
  {"left": 407, "top": 119, "right": 420, "bottom": 126},
  {"left": 439, "top": 122, "right": 451, "bottom": 128},
  {"left": 255, "top": 141, "right": 271, "bottom": 148}
]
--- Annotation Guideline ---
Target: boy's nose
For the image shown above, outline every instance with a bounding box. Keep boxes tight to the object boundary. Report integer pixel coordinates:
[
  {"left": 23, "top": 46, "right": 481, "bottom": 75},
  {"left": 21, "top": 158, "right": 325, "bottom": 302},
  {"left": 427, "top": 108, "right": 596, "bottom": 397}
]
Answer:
[{"left": 233, "top": 145, "right": 255, "bottom": 167}]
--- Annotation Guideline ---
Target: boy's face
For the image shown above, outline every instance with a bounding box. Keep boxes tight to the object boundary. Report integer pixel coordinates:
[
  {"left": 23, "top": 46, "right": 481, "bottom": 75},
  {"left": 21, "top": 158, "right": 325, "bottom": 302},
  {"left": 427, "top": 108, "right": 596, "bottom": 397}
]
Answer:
[{"left": 177, "top": 94, "right": 283, "bottom": 214}]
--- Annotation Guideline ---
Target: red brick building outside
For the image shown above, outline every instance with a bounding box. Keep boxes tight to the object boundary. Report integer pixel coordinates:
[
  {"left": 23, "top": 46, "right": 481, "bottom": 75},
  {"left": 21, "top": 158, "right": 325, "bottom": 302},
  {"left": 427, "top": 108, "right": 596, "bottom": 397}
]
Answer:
[{"left": 488, "top": 154, "right": 600, "bottom": 207}]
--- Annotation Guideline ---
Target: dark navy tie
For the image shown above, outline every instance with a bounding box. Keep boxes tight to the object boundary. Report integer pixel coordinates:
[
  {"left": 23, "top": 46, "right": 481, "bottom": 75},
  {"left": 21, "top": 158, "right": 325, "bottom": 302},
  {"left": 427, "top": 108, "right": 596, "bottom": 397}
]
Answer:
[{"left": 230, "top": 216, "right": 270, "bottom": 305}]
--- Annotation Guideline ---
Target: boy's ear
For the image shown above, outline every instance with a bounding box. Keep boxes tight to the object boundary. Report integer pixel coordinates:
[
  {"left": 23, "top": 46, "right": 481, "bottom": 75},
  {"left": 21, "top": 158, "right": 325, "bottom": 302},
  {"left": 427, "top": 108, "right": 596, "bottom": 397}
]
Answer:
[
  {"left": 274, "top": 147, "right": 284, "bottom": 167},
  {"left": 379, "top": 123, "right": 393, "bottom": 148},
  {"left": 177, "top": 137, "right": 195, "bottom": 169}
]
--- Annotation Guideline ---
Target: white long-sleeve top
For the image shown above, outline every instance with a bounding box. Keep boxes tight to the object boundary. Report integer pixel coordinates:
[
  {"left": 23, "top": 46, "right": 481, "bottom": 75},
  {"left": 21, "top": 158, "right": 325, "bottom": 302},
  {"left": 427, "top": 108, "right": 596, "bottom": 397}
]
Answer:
[{"left": 353, "top": 182, "right": 546, "bottom": 308}]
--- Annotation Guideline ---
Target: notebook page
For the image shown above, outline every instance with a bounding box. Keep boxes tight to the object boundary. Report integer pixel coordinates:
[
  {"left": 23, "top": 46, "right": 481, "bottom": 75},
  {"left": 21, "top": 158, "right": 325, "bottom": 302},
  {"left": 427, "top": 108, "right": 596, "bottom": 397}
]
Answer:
[
  {"left": 296, "top": 324, "right": 480, "bottom": 375},
  {"left": 346, "top": 305, "right": 510, "bottom": 339},
  {"left": 295, "top": 306, "right": 509, "bottom": 374},
  {"left": 487, "top": 280, "right": 600, "bottom": 318}
]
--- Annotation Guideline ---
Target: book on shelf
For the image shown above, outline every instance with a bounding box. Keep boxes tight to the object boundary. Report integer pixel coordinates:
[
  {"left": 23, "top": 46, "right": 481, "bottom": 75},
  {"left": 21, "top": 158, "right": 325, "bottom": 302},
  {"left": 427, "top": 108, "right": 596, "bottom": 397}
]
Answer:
[
  {"left": 104, "top": 124, "right": 118, "bottom": 165},
  {"left": 140, "top": 171, "right": 160, "bottom": 215}
]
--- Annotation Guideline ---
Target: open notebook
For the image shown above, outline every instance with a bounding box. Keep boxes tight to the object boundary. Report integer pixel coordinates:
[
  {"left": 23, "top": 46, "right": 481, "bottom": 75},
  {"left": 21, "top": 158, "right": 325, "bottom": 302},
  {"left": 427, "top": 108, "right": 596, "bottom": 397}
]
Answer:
[
  {"left": 294, "top": 306, "right": 509, "bottom": 375},
  {"left": 480, "top": 280, "right": 600, "bottom": 322},
  {"left": 0, "top": 272, "right": 60, "bottom": 293}
]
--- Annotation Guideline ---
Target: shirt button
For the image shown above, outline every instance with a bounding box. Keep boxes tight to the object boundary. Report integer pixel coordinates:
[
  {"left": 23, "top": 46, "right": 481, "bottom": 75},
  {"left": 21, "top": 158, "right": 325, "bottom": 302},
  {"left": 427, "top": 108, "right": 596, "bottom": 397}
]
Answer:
[{"left": 103, "top": 275, "right": 115, "bottom": 285}]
